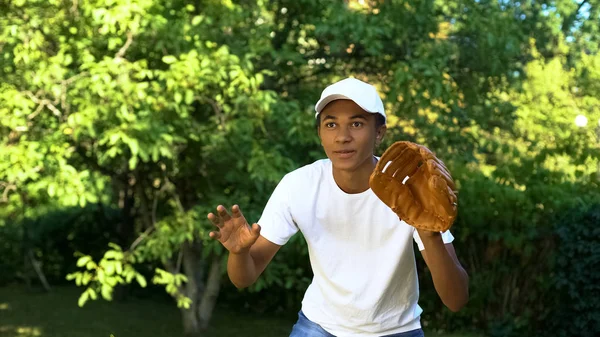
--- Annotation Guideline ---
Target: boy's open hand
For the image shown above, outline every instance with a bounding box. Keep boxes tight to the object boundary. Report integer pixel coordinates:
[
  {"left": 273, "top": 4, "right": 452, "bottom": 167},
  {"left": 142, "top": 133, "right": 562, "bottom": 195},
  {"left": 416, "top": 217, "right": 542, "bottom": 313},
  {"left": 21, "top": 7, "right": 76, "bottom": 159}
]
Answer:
[{"left": 208, "top": 205, "right": 261, "bottom": 254}]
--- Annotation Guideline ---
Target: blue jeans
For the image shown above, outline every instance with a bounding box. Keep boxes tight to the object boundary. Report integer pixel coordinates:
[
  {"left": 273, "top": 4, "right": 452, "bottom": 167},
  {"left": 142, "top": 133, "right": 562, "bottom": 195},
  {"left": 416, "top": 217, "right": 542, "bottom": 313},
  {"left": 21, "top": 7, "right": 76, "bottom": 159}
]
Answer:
[{"left": 289, "top": 310, "right": 425, "bottom": 337}]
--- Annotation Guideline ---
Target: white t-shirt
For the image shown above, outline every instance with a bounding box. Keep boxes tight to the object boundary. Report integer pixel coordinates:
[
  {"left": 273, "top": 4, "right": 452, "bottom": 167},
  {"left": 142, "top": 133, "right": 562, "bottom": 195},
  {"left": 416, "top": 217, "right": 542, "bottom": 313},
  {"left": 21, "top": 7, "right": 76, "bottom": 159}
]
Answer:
[{"left": 257, "top": 158, "right": 454, "bottom": 337}]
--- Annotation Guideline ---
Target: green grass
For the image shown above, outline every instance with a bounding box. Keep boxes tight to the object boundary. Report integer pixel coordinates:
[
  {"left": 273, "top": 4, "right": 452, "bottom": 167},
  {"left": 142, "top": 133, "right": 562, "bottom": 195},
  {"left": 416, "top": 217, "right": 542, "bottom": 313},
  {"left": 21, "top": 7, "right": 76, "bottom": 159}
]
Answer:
[
  {"left": 0, "top": 285, "right": 482, "bottom": 337},
  {"left": 0, "top": 285, "right": 181, "bottom": 337},
  {"left": 0, "top": 285, "right": 296, "bottom": 337}
]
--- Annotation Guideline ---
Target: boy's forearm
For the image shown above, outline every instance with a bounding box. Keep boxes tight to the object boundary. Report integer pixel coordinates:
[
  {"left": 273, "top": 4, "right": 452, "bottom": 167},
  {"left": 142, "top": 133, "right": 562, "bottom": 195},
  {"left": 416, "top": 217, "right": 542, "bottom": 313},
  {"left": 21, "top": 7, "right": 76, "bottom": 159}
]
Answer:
[
  {"left": 227, "top": 250, "right": 258, "bottom": 289},
  {"left": 419, "top": 231, "right": 469, "bottom": 312}
]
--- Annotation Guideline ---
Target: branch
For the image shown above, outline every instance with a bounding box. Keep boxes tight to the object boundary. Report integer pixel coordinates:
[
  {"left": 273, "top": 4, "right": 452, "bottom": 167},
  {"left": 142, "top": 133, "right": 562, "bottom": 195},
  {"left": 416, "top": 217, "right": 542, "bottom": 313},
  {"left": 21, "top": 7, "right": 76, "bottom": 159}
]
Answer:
[
  {"left": 561, "top": 0, "right": 589, "bottom": 34},
  {"left": 60, "top": 72, "right": 89, "bottom": 114},
  {"left": 195, "top": 96, "right": 226, "bottom": 128},
  {"left": 63, "top": 71, "right": 89, "bottom": 86},
  {"left": 164, "top": 259, "right": 177, "bottom": 275},
  {"left": 27, "top": 101, "right": 46, "bottom": 120},
  {"left": 27, "top": 250, "right": 52, "bottom": 291},
  {"left": 70, "top": 0, "right": 79, "bottom": 14},
  {"left": 175, "top": 248, "right": 184, "bottom": 274},
  {"left": 129, "top": 176, "right": 174, "bottom": 252},
  {"left": 115, "top": 31, "right": 134, "bottom": 60},
  {"left": 45, "top": 102, "right": 61, "bottom": 116},
  {"left": 24, "top": 91, "right": 61, "bottom": 118},
  {"left": 172, "top": 186, "right": 185, "bottom": 213},
  {"left": 276, "top": 66, "right": 331, "bottom": 91},
  {"left": 0, "top": 182, "right": 17, "bottom": 202},
  {"left": 195, "top": 96, "right": 250, "bottom": 161},
  {"left": 23, "top": 71, "right": 89, "bottom": 120},
  {"left": 129, "top": 226, "right": 155, "bottom": 251},
  {"left": 151, "top": 175, "right": 172, "bottom": 226}
]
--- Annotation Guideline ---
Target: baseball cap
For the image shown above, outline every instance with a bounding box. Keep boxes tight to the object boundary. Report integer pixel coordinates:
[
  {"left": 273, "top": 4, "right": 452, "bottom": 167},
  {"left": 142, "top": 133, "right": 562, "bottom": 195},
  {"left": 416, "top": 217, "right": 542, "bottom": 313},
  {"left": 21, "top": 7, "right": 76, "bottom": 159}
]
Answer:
[{"left": 314, "top": 77, "right": 386, "bottom": 122}]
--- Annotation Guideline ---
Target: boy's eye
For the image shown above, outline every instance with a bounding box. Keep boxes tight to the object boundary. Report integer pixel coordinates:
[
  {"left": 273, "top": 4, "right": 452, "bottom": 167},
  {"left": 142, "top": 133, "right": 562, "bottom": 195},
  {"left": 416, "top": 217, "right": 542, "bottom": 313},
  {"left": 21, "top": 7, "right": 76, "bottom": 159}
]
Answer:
[
  {"left": 352, "top": 122, "right": 363, "bottom": 127},
  {"left": 325, "top": 122, "right": 336, "bottom": 128}
]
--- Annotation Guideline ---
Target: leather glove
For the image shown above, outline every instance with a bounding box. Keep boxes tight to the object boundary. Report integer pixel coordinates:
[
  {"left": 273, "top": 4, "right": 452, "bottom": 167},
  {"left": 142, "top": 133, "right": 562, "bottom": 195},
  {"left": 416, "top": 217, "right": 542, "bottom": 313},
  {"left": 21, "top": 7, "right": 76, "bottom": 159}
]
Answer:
[{"left": 369, "top": 141, "right": 458, "bottom": 232}]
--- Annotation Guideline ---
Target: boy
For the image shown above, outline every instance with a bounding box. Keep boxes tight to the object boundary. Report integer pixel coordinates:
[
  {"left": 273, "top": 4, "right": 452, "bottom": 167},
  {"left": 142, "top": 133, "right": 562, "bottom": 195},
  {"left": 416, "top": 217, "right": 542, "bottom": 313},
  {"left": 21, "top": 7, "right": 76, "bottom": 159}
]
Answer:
[{"left": 208, "top": 78, "right": 469, "bottom": 337}]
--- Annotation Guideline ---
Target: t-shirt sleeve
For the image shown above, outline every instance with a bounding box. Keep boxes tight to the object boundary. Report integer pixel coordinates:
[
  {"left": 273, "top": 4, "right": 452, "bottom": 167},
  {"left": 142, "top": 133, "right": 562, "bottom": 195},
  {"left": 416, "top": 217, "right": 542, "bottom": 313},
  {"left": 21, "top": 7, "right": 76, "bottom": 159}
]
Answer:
[
  {"left": 413, "top": 228, "right": 455, "bottom": 251},
  {"left": 256, "top": 174, "right": 299, "bottom": 246}
]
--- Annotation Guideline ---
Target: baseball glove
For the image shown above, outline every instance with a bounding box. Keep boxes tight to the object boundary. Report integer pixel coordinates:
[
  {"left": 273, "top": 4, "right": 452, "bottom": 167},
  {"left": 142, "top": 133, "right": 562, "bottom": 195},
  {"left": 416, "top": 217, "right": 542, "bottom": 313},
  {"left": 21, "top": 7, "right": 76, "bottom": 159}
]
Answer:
[{"left": 369, "top": 141, "right": 458, "bottom": 232}]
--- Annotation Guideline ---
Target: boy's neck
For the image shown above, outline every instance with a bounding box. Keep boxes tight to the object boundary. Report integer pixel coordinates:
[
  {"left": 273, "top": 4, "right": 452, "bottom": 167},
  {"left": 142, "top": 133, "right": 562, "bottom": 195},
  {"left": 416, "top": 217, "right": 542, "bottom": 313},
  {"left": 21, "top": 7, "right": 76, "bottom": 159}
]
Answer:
[{"left": 332, "top": 156, "right": 378, "bottom": 194}]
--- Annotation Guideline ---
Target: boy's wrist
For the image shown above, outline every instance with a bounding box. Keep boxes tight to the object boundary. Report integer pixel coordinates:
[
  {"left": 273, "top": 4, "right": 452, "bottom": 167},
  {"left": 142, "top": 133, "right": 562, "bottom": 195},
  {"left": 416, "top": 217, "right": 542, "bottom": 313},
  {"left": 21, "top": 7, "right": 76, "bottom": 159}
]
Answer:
[
  {"left": 229, "top": 247, "right": 251, "bottom": 256},
  {"left": 417, "top": 229, "right": 443, "bottom": 246},
  {"left": 417, "top": 228, "right": 442, "bottom": 238}
]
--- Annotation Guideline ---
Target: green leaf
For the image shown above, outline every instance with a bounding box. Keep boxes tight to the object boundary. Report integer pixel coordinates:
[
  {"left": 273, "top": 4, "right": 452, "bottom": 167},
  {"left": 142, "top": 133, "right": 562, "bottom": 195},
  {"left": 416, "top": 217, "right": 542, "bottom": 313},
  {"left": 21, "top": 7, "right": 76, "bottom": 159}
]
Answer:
[
  {"left": 78, "top": 290, "right": 90, "bottom": 307},
  {"left": 185, "top": 90, "right": 194, "bottom": 105},
  {"left": 136, "top": 273, "right": 147, "bottom": 288},
  {"left": 86, "top": 261, "right": 97, "bottom": 270},
  {"left": 82, "top": 272, "right": 92, "bottom": 285},
  {"left": 47, "top": 183, "right": 56, "bottom": 197},
  {"left": 162, "top": 55, "right": 177, "bottom": 64},
  {"left": 104, "top": 250, "right": 124, "bottom": 260},
  {"left": 101, "top": 284, "right": 112, "bottom": 300},
  {"left": 191, "top": 15, "right": 203, "bottom": 26},
  {"left": 104, "top": 261, "right": 115, "bottom": 275},
  {"left": 125, "top": 268, "right": 135, "bottom": 283},
  {"left": 88, "top": 288, "right": 97, "bottom": 300},
  {"left": 76, "top": 256, "right": 91, "bottom": 267},
  {"left": 106, "top": 276, "right": 118, "bottom": 287},
  {"left": 107, "top": 243, "right": 122, "bottom": 251},
  {"left": 128, "top": 156, "right": 138, "bottom": 170}
]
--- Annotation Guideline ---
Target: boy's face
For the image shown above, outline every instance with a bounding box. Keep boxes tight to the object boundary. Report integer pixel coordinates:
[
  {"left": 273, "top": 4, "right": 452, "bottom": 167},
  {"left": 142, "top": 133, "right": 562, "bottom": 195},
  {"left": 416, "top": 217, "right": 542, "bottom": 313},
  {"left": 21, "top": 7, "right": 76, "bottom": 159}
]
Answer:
[{"left": 318, "top": 99, "right": 385, "bottom": 172}]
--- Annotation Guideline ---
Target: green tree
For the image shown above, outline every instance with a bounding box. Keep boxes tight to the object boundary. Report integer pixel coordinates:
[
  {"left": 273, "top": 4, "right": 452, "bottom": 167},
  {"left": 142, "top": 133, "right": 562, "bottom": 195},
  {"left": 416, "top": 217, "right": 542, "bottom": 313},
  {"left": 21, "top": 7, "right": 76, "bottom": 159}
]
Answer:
[{"left": 1, "top": 0, "right": 285, "bottom": 334}]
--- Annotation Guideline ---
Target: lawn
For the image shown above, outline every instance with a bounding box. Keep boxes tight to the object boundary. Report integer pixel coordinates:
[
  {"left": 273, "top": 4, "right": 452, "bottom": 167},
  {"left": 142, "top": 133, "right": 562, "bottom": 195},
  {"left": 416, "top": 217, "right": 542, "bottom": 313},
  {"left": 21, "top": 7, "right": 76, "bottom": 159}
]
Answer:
[{"left": 0, "top": 285, "right": 482, "bottom": 337}]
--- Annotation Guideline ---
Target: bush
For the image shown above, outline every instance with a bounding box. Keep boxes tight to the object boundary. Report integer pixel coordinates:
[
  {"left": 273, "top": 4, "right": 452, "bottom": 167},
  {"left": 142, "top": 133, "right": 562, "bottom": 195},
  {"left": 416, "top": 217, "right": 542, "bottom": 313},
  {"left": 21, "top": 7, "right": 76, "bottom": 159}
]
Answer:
[
  {"left": 0, "top": 204, "right": 123, "bottom": 286},
  {"left": 0, "top": 222, "right": 22, "bottom": 285},
  {"left": 417, "top": 167, "right": 600, "bottom": 337},
  {"left": 544, "top": 204, "right": 600, "bottom": 337}
]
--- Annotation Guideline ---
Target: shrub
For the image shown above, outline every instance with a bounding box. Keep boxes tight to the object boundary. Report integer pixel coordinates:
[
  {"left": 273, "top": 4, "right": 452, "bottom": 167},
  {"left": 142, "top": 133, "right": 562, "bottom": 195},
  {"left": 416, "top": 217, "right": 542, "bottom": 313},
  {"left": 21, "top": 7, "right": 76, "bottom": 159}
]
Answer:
[
  {"left": 418, "top": 168, "right": 600, "bottom": 337},
  {"left": 544, "top": 204, "right": 600, "bottom": 337}
]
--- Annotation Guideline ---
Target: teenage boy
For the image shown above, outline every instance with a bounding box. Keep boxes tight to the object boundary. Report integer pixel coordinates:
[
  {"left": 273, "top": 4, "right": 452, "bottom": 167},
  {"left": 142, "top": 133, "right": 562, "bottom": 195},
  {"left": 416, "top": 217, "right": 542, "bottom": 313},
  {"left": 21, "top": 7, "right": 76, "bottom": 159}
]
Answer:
[{"left": 208, "top": 78, "right": 469, "bottom": 337}]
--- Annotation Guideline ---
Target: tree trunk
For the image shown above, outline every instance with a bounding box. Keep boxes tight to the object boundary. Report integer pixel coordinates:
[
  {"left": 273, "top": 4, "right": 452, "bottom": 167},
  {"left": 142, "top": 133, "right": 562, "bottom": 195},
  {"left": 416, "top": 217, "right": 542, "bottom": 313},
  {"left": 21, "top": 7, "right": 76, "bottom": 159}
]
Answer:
[
  {"left": 28, "top": 249, "right": 51, "bottom": 291},
  {"left": 180, "top": 240, "right": 203, "bottom": 337},
  {"left": 178, "top": 240, "right": 223, "bottom": 335},
  {"left": 114, "top": 183, "right": 136, "bottom": 302},
  {"left": 198, "top": 253, "right": 222, "bottom": 330},
  {"left": 181, "top": 304, "right": 201, "bottom": 337},
  {"left": 116, "top": 180, "right": 136, "bottom": 247},
  {"left": 19, "top": 192, "right": 51, "bottom": 291}
]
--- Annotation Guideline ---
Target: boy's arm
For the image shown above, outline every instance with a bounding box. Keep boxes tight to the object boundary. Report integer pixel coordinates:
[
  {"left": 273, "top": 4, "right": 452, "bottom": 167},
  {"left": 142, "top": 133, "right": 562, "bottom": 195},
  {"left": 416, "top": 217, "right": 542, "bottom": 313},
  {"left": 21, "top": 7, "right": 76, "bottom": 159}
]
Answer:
[
  {"left": 208, "top": 205, "right": 282, "bottom": 289},
  {"left": 418, "top": 229, "right": 469, "bottom": 312},
  {"left": 227, "top": 236, "right": 281, "bottom": 289}
]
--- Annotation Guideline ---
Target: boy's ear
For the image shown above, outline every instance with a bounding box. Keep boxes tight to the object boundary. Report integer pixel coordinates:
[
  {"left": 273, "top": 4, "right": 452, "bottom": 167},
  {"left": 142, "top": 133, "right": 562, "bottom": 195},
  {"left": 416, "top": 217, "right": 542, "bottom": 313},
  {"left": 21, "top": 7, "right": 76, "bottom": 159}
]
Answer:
[{"left": 376, "top": 125, "right": 387, "bottom": 146}]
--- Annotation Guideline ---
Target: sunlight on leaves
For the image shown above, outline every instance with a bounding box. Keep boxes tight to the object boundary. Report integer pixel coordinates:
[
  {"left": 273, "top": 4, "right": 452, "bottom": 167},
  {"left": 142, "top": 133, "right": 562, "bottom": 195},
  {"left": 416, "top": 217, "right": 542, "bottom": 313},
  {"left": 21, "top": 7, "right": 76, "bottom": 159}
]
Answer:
[{"left": 0, "top": 325, "right": 42, "bottom": 337}]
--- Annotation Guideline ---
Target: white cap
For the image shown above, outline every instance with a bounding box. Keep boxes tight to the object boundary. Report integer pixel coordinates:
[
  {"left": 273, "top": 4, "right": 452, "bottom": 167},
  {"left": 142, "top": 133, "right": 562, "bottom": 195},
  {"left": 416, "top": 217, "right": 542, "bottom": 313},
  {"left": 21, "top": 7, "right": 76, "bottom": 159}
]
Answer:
[{"left": 314, "top": 77, "right": 386, "bottom": 122}]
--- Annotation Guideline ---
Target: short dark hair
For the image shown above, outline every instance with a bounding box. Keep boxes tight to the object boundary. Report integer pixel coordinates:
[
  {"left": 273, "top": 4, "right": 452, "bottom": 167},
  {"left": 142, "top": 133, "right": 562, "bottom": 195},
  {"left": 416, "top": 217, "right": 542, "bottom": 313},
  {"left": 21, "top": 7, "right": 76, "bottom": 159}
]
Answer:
[{"left": 315, "top": 113, "right": 386, "bottom": 130}]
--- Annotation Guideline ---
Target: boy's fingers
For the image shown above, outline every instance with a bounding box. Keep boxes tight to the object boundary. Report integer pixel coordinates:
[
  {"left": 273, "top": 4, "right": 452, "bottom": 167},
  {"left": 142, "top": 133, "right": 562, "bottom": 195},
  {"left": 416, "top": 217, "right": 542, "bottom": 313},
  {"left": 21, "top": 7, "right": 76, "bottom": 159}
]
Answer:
[
  {"left": 209, "top": 231, "right": 221, "bottom": 240},
  {"left": 217, "top": 205, "right": 232, "bottom": 222},
  {"left": 251, "top": 223, "right": 261, "bottom": 236},
  {"left": 207, "top": 213, "right": 222, "bottom": 228},
  {"left": 232, "top": 205, "right": 243, "bottom": 218}
]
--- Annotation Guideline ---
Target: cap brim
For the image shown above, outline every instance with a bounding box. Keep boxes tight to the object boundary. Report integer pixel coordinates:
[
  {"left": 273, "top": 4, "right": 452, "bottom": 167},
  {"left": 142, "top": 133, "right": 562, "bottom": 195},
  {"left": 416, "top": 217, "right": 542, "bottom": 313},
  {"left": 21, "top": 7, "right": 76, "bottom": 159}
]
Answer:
[{"left": 314, "top": 94, "right": 376, "bottom": 116}]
